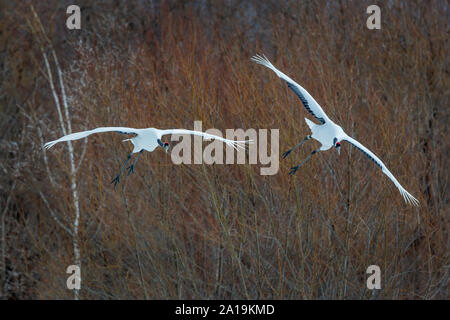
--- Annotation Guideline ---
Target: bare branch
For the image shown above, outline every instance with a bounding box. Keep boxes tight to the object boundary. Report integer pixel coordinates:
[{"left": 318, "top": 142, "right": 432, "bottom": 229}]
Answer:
[
  {"left": 39, "top": 192, "right": 74, "bottom": 237},
  {"left": 1, "top": 181, "right": 16, "bottom": 298}
]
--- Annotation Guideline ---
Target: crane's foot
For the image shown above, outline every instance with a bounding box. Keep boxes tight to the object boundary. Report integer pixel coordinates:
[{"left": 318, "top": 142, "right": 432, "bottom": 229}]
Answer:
[
  {"left": 126, "top": 165, "right": 135, "bottom": 176},
  {"left": 289, "top": 166, "right": 299, "bottom": 175},
  {"left": 111, "top": 175, "right": 121, "bottom": 188},
  {"left": 282, "top": 149, "right": 292, "bottom": 159}
]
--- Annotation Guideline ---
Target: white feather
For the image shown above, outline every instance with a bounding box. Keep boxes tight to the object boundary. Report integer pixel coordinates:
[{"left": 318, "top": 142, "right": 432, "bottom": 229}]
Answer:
[
  {"left": 251, "top": 54, "right": 331, "bottom": 124},
  {"left": 343, "top": 135, "right": 419, "bottom": 206},
  {"left": 43, "top": 127, "right": 139, "bottom": 149},
  {"left": 158, "top": 129, "right": 253, "bottom": 150}
]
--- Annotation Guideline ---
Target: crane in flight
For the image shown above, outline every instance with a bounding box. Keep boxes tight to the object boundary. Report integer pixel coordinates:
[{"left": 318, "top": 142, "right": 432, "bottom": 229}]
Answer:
[
  {"left": 44, "top": 127, "right": 250, "bottom": 187},
  {"left": 251, "top": 54, "right": 419, "bottom": 206}
]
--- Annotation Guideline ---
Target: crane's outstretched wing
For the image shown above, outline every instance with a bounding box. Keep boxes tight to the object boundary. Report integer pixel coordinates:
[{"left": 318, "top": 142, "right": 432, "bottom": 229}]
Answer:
[
  {"left": 158, "top": 129, "right": 252, "bottom": 150},
  {"left": 343, "top": 134, "right": 419, "bottom": 206},
  {"left": 251, "top": 54, "right": 330, "bottom": 124},
  {"left": 44, "top": 127, "right": 139, "bottom": 149}
]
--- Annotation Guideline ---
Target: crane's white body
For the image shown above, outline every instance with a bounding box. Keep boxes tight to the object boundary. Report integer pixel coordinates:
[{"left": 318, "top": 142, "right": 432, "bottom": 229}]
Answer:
[
  {"left": 252, "top": 54, "right": 419, "bottom": 206},
  {"left": 305, "top": 118, "right": 345, "bottom": 151},
  {"left": 128, "top": 128, "right": 160, "bottom": 153}
]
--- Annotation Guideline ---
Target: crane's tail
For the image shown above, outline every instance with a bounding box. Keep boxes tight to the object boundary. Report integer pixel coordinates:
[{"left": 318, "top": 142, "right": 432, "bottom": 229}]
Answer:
[{"left": 304, "top": 118, "right": 317, "bottom": 131}]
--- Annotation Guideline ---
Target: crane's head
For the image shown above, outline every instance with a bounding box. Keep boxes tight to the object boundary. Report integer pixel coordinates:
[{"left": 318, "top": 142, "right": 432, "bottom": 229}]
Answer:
[
  {"left": 157, "top": 139, "right": 170, "bottom": 153},
  {"left": 163, "top": 142, "right": 170, "bottom": 153},
  {"left": 333, "top": 138, "right": 341, "bottom": 155}
]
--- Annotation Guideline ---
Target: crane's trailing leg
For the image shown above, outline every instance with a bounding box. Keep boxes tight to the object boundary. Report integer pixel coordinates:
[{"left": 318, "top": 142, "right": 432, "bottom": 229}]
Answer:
[
  {"left": 111, "top": 153, "right": 132, "bottom": 188},
  {"left": 289, "top": 148, "right": 320, "bottom": 175},
  {"left": 127, "top": 149, "right": 143, "bottom": 175},
  {"left": 283, "top": 135, "right": 311, "bottom": 159}
]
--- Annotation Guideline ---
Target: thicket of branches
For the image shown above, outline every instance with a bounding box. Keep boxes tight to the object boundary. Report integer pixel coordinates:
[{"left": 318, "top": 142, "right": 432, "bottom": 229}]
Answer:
[{"left": 0, "top": 0, "right": 448, "bottom": 299}]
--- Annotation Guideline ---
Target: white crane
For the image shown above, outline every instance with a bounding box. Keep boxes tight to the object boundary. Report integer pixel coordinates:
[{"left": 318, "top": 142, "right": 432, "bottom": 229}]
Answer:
[
  {"left": 44, "top": 127, "right": 250, "bottom": 187},
  {"left": 251, "top": 54, "right": 419, "bottom": 206}
]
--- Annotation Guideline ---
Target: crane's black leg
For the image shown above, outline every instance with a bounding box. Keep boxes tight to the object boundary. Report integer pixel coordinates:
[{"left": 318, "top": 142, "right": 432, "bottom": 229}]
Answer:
[
  {"left": 111, "top": 153, "right": 132, "bottom": 188},
  {"left": 283, "top": 135, "right": 311, "bottom": 159},
  {"left": 127, "top": 149, "right": 143, "bottom": 175},
  {"left": 289, "top": 148, "right": 320, "bottom": 175}
]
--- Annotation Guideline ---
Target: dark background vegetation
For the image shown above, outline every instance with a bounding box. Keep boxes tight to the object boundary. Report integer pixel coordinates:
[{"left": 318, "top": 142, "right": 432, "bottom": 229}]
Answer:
[{"left": 0, "top": 0, "right": 448, "bottom": 299}]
